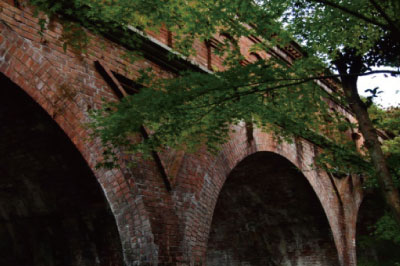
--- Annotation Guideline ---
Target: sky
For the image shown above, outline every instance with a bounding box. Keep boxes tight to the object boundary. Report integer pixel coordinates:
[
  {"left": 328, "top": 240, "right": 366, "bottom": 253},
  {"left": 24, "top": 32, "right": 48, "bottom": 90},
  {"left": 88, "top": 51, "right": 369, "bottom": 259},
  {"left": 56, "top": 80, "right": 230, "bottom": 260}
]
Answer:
[{"left": 357, "top": 68, "right": 400, "bottom": 108}]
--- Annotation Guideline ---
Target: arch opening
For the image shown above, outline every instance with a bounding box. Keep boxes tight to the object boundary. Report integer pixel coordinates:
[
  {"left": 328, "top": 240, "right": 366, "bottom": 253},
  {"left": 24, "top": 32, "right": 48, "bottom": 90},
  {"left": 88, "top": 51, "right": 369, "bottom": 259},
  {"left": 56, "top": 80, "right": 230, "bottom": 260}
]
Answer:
[
  {"left": 206, "top": 151, "right": 338, "bottom": 265},
  {"left": 0, "top": 73, "right": 124, "bottom": 266}
]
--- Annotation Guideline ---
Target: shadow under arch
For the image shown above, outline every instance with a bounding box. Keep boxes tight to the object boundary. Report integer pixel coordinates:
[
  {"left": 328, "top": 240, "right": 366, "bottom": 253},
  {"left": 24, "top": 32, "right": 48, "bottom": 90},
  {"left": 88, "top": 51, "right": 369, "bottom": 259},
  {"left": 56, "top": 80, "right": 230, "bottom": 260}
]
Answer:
[
  {"left": 0, "top": 73, "right": 124, "bottom": 265},
  {"left": 206, "top": 151, "right": 339, "bottom": 265},
  {"left": 356, "top": 191, "right": 400, "bottom": 265}
]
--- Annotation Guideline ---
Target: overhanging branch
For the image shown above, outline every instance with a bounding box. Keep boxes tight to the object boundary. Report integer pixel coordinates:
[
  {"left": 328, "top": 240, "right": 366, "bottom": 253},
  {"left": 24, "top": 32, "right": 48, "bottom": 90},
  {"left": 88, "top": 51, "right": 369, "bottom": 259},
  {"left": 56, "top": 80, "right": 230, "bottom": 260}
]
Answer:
[
  {"left": 230, "top": 69, "right": 400, "bottom": 90},
  {"left": 307, "top": 0, "right": 391, "bottom": 31},
  {"left": 368, "top": 0, "right": 400, "bottom": 35}
]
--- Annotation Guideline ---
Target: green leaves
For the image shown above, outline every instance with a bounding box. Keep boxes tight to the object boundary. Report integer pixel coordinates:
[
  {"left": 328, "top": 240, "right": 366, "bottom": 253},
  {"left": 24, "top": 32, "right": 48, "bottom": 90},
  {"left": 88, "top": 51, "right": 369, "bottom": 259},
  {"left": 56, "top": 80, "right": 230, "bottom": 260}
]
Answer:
[
  {"left": 88, "top": 54, "right": 363, "bottom": 171},
  {"left": 27, "top": 0, "right": 398, "bottom": 181}
]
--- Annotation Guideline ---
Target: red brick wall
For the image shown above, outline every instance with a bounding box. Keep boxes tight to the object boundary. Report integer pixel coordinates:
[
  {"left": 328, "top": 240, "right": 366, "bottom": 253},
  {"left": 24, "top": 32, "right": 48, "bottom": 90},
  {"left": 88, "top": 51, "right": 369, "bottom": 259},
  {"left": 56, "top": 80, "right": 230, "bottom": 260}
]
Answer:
[
  {"left": 206, "top": 152, "right": 339, "bottom": 265},
  {"left": 0, "top": 73, "right": 124, "bottom": 265},
  {"left": 169, "top": 124, "right": 362, "bottom": 265},
  {"left": 0, "top": 1, "right": 363, "bottom": 265},
  {"left": 0, "top": 2, "right": 161, "bottom": 264}
]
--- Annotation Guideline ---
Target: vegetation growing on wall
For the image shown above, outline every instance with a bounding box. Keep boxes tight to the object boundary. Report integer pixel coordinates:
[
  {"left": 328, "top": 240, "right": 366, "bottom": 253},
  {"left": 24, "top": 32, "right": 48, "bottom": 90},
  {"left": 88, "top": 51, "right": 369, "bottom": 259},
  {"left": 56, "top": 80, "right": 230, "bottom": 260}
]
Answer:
[{"left": 24, "top": 0, "right": 400, "bottom": 263}]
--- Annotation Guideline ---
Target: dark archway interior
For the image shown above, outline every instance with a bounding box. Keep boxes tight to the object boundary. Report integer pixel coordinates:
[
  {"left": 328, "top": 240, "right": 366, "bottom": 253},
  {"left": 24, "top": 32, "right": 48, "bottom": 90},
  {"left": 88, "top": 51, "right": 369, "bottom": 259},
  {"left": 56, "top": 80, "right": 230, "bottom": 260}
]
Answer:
[
  {"left": 0, "top": 73, "right": 124, "bottom": 266},
  {"left": 206, "top": 152, "right": 339, "bottom": 266}
]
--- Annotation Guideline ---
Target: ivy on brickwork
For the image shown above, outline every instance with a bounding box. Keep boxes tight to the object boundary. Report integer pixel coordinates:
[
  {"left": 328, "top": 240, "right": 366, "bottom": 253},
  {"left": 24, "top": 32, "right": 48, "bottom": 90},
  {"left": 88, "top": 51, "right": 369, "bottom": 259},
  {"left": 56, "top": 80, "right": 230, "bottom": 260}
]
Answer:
[
  {"left": 27, "top": 0, "right": 270, "bottom": 59},
  {"left": 25, "top": 0, "right": 400, "bottom": 254}
]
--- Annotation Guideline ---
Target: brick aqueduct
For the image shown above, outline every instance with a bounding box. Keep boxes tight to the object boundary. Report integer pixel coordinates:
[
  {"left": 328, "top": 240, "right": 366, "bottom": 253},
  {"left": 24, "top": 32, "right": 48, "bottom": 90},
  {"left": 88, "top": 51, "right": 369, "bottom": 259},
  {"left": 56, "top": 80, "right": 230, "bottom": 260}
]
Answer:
[{"left": 0, "top": 1, "right": 367, "bottom": 265}]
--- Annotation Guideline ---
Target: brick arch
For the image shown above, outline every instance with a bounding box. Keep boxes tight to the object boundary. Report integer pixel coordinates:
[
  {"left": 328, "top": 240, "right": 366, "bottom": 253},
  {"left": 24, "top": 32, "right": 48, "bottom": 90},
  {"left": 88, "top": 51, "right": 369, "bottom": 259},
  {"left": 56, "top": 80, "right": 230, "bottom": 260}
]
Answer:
[
  {"left": 0, "top": 21, "right": 157, "bottom": 265},
  {"left": 0, "top": 3, "right": 362, "bottom": 264},
  {"left": 173, "top": 124, "right": 354, "bottom": 265},
  {"left": 0, "top": 71, "right": 125, "bottom": 265},
  {"left": 206, "top": 151, "right": 339, "bottom": 265}
]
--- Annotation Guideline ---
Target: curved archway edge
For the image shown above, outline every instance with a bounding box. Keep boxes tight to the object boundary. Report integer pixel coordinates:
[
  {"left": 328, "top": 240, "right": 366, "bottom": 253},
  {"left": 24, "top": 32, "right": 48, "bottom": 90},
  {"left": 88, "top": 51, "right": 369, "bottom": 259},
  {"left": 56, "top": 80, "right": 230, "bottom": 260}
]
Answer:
[
  {"left": 0, "top": 16, "right": 157, "bottom": 265},
  {"left": 0, "top": 3, "right": 364, "bottom": 264},
  {"left": 206, "top": 151, "right": 339, "bottom": 265},
  {"left": 0, "top": 73, "right": 125, "bottom": 265},
  {"left": 173, "top": 124, "right": 363, "bottom": 265}
]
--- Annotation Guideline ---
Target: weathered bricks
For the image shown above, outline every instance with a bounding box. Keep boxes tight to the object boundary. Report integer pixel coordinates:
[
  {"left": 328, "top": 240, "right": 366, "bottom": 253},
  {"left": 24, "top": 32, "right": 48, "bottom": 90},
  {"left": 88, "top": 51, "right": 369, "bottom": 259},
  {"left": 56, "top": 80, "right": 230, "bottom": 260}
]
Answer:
[{"left": 0, "top": 1, "right": 364, "bottom": 265}]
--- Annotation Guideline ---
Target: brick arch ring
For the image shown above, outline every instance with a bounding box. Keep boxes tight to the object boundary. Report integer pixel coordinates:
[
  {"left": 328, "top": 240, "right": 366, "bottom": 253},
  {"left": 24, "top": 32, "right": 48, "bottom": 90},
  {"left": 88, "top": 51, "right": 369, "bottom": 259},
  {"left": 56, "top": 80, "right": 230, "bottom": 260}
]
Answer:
[
  {"left": 172, "top": 123, "right": 359, "bottom": 265},
  {"left": 0, "top": 21, "right": 157, "bottom": 265},
  {"left": 1, "top": 14, "right": 362, "bottom": 265}
]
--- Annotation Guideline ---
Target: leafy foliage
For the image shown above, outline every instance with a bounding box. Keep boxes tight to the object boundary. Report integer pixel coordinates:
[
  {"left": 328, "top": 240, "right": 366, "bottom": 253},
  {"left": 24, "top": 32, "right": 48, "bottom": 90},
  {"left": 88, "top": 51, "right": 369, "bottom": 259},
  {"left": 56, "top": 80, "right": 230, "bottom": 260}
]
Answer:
[
  {"left": 358, "top": 106, "right": 400, "bottom": 265},
  {"left": 276, "top": 0, "right": 400, "bottom": 66},
  {"left": 365, "top": 106, "right": 400, "bottom": 187},
  {"left": 358, "top": 199, "right": 400, "bottom": 266},
  {"left": 25, "top": 0, "right": 398, "bottom": 184},
  {"left": 25, "top": 0, "right": 400, "bottom": 262}
]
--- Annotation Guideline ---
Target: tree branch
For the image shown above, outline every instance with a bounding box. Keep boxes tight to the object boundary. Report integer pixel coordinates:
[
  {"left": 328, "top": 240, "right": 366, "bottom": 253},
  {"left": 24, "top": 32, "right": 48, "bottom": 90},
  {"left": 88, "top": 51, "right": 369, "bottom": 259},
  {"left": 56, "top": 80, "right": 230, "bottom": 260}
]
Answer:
[
  {"left": 183, "top": 70, "right": 400, "bottom": 109},
  {"left": 368, "top": 0, "right": 400, "bottom": 35},
  {"left": 230, "top": 70, "right": 400, "bottom": 90},
  {"left": 180, "top": 69, "right": 400, "bottom": 110},
  {"left": 307, "top": 0, "right": 391, "bottom": 31}
]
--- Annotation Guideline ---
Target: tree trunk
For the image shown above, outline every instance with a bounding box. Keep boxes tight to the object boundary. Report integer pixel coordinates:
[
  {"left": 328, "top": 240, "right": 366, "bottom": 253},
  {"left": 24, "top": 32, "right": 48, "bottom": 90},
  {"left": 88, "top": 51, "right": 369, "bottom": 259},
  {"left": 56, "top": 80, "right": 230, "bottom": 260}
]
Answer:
[{"left": 335, "top": 57, "right": 400, "bottom": 226}]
